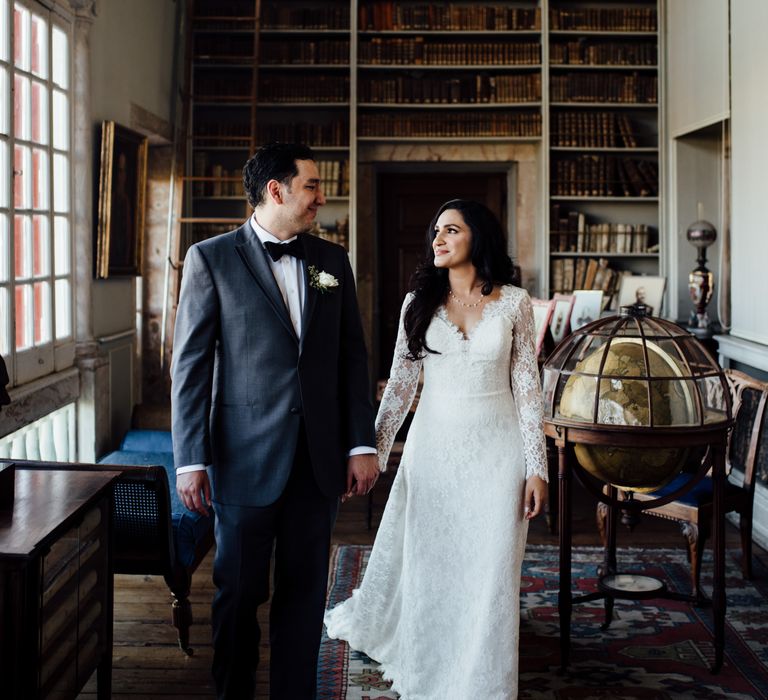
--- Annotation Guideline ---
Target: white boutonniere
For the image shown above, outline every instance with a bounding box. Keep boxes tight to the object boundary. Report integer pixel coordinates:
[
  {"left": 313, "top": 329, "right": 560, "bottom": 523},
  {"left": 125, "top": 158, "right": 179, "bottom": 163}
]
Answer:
[{"left": 308, "top": 265, "right": 339, "bottom": 293}]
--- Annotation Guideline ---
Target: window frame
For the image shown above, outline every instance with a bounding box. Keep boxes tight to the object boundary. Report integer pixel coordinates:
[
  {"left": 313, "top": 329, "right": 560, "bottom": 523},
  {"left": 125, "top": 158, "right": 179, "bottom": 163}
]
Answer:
[{"left": 0, "top": 0, "right": 74, "bottom": 388}]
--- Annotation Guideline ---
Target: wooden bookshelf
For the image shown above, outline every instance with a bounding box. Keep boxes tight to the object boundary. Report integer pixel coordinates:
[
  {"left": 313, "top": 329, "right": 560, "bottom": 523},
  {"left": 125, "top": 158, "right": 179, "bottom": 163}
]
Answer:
[
  {"left": 546, "top": 0, "right": 661, "bottom": 305},
  {"left": 180, "top": 0, "right": 663, "bottom": 303}
]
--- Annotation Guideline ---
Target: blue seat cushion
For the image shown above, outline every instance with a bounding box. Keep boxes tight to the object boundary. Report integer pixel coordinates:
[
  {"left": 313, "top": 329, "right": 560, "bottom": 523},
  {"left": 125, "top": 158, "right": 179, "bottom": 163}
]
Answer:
[
  {"left": 120, "top": 429, "right": 174, "bottom": 453},
  {"left": 99, "top": 438, "right": 212, "bottom": 568},
  {"left": 649, "top": 472, "right": 740, "bottom": 507}
]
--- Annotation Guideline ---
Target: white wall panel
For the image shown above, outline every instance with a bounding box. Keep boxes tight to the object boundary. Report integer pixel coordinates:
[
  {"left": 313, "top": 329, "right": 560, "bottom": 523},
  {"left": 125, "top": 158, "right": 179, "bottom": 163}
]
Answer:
[
  {"left": 666, "top": 0, "right": 729, "bottom": 137},
  {"left": 730, "top": 0, "right": 768, "bottom": 344}
]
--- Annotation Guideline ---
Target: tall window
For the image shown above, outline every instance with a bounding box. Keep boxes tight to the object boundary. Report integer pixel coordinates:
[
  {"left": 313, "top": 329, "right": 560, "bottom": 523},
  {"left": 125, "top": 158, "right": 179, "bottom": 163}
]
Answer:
[{"left": 0, "top": 0, "right": 73, "bottom": 387}]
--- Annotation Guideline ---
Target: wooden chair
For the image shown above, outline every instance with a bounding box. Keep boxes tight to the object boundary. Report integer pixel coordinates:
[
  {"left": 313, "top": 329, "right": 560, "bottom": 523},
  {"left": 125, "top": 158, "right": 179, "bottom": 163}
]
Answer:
[{"left": 597, "top": 368, "right": 768, "bottom": 601}]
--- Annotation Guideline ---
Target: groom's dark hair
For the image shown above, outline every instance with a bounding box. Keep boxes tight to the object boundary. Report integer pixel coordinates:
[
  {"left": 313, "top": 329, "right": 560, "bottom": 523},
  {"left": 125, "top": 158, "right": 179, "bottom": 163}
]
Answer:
[{"left": 243, "top": 142, "right": 316, "bottom": 207}]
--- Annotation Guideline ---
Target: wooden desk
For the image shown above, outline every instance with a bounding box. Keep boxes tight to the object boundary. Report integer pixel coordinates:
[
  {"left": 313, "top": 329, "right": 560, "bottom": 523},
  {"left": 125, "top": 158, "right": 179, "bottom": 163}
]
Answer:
[{"left": 0, "top": 467, "right": 121, "bottom": 700}]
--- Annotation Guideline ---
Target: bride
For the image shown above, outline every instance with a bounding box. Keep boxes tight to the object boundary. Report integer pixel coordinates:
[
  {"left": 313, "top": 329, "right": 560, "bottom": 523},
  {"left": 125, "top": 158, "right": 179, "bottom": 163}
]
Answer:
[{"left": 325, "top": 199, "right": 548, "bottom": 699}]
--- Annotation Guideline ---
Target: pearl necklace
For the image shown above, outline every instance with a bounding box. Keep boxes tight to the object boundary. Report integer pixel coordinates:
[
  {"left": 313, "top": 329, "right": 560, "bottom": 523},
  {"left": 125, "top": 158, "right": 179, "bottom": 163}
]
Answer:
[{"left": 448, "top": 287, "right": 485, "bottom": 308}]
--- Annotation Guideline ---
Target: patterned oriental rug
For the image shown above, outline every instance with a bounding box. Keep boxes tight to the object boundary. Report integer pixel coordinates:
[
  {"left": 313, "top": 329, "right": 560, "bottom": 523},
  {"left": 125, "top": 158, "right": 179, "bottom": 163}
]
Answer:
[{"left": 319, "top": 544, "right": 768, "bottom": 699}]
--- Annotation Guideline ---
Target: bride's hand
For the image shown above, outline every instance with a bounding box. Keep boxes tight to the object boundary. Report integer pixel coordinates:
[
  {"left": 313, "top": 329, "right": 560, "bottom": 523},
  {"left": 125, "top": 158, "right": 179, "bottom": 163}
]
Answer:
[{"left": 523, "top": 475, "right": 547, "bottom": 520}]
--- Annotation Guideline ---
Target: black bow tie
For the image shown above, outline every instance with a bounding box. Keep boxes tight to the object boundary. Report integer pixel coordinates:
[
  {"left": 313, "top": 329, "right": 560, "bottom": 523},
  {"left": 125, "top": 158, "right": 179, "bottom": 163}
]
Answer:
[{"left": 264, "top": 239, "right": 305, "bottom": 262}]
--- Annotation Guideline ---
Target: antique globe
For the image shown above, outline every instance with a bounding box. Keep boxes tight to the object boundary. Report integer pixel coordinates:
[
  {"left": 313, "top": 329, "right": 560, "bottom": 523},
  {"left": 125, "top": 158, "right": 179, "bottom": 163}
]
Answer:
[{"left": 542, "top": 305, "right": 731, "bottom": 492}]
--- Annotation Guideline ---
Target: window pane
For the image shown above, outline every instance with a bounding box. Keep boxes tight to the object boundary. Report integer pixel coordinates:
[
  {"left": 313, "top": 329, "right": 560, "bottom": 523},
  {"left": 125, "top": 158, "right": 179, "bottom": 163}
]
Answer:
[
  {"left": 13, "top": 4, "right": 29, "bottom": 71},
  {"left": 52, "top": 25, "right": 67, "bottom": 89},
  {"left": 30, "top": 14, "right": 46, "bottom": 78},
  {"left": 15, "top": 282, "right": 31, "bottom": 349},
  {"left": 0, "top": 140, "right": 7, "bottom": 207},
  {"left": 54, "top": 277, "right": 69, "bottom": 338},
  {"left": 33, "top": 279, "right": 50, "bottom": 344},
  {"left": 32, "top": 214, "right": 48, "bottom": 276},
  {"left": 13, "top": 144, "right": 29, "bottom": 208},
  {"left": 0, "top": 68, "right": 8, "bottom": 135},
  {"left": 0, "top": 288, "right": 8, "bottom": 355},
  {"left": 0, "top": 212, "right": 7, "bottom": 281},
  {"left": 54, "top": 215, "right": 68, "bottom": 275},
  {"left": 32, "top": 148, "right": 47, "bottom": 208},
  {"left": 31, "top": 80, "right": 47, "bottom": 144},
  {"left": 13, "top": 74, "right": 29, "bottom": 139},
  {"left": 53, "top": 153, "right": 68, "bottom": 212},
  {"left": 0, "top": 0, "right": 9, "bottom": 63},
  {"left": 52, "top": 90, "right": 68, "bottom": 150},
  {"left": 14, "top": 213, "right": 30, "bottom": 278}
]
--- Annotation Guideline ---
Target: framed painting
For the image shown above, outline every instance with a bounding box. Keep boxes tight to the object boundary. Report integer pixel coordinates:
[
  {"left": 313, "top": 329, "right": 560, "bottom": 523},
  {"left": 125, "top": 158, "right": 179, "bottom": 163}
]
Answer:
[
  {"left": 617, "top": 275, "right": 666, "bottom": 316},
  {"left": 570, "top": 290, "right": 604, "bottom": 330},
  {"left": 531, "top": 297, "right": 555, "bottom": 357},
  {"left": 550, "top": 293, "right": 575, "bottom": 345},
  {"left": 96, "top": 121, "right": 148, "bottom": 278}
]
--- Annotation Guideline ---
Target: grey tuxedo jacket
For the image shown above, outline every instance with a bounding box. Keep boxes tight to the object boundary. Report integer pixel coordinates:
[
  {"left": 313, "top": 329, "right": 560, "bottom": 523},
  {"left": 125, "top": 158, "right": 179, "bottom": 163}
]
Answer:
[{"left": 171, "top": 223, "right": 376, "bottom": 507}]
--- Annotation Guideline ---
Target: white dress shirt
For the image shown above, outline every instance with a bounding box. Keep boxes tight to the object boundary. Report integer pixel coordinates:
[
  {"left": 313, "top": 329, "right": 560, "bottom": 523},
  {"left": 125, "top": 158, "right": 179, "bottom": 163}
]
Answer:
[{"left": 177, "top": 215, "right": 375, "bottom": 475}]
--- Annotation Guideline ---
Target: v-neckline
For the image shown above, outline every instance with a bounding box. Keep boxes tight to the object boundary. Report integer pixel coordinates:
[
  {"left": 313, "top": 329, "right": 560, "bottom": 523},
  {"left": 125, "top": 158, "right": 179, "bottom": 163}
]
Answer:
[{"left": 438, "top": 287, "right": 507, "bottom": 342}]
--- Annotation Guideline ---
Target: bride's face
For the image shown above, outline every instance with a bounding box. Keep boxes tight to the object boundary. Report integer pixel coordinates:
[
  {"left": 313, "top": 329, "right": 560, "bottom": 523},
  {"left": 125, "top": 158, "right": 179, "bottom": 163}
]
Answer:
[{"left": 432, "top": 209, "right": 473, "bottom": 269}]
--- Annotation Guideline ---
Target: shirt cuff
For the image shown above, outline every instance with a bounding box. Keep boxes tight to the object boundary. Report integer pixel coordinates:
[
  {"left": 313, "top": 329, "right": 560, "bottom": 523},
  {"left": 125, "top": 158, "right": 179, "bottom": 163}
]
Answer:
[
  {"left": 348, "top": 446, "right": 376, "bottom": 457},
  {"left": 176, "top": 463, "right": 208, "bottom": 474}
]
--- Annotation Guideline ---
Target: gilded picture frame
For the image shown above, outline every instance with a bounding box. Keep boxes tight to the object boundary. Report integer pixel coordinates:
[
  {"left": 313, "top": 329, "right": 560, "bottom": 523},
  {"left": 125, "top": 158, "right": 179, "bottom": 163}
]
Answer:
[{"left": 96, "top": 121, "right": 148, "bottom": 278}]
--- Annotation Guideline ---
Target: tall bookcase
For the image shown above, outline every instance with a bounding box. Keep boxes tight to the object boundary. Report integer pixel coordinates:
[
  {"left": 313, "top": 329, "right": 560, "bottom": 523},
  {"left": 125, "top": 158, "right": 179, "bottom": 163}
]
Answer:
[
  {"left": 356, "top": 2, "right": 542, "bottom": 142},
  {"left": 546, "top": 0, "right": 660, "bottom": 302},
  {"left": 180, "top": 0, "right": 663, "bottom": 309}
]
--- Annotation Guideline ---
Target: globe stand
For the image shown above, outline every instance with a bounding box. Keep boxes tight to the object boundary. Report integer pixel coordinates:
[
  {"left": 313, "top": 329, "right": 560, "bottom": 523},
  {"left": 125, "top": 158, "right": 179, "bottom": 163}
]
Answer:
[{"left": 544, "top": 421, "right": 730, "bottom": 674}]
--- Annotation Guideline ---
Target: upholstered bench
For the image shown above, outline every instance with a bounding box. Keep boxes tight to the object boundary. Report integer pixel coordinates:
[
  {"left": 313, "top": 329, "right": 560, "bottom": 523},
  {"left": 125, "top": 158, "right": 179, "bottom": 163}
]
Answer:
[{"left": 99, "top": 429, "right": 214, "bottom": 654}]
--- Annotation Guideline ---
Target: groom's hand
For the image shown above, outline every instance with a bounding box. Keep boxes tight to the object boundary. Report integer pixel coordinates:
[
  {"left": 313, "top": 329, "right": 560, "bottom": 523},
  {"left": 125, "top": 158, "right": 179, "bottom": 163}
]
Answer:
[
  {"left": 177, "top": 471, "right": 212, "bottom": 516},
  {"left": 343, "top": 453, "right": 379, "bottom": 502}
]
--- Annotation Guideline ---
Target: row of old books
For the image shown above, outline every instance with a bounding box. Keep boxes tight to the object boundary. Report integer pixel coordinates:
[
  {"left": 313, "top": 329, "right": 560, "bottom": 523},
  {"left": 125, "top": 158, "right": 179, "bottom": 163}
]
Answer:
[
  {"left": 256, "top": 120, "right": 349, "bottom": 148},
  {"left": 309, "top": 215, "right": 349, "bottom": 251},
  {"left": 359, "top": 3, "right": 540, "bottom": 32},
  {"left": 359, "top": 74, "right": 540, "bottom": 104},
  {"left": 259, "top": 75, "right": 349, "bottom": 103},
  {"left": 549, "top": 7, "right": 656, "bottom": 32},
  {"left": 194, "top": 35, "right": 254, "bottom": 62},
  {"left": 551, "top": 257, "right": 624, "bottom": 300},
  {"left": 194, "top": 122, "right": 250, "bottom": 146},
  {"left": 550, "top": 40, "right": 656, "bottom": 66},
  {"left": 260, "top": 41, "right": 350, "bottom": 66},
  {"left": 317, "top": 159, "right": 350, "bottom": 198},
  {"left": 194, "top": 75, "right": 252, "bottom": 101},
  {"left": 359, "top": 38, "right": 540, "bottom": 66},
  {"left": 552, "top": 111, "right": 645, "bottom": 148},
  {"left": 192, "top": 156, "right": 242, "bottom": 197},
  {"left": 261, "top": 5, "right": 350, "bottom": 30},
  {"left": 193, "top": 0, "right": 253, "bottom": 18},
  {"left": 550, "top": 207, "right": 655, "bottom": 253},
  {"left": 358, "top": 111, "right": 541, "bottom": 138},
  {"left": 551, "top": 73, "right": 657, "bottom": 103},
  {"left": 552, "top": 155, "right": 658, "bottom": 197}
]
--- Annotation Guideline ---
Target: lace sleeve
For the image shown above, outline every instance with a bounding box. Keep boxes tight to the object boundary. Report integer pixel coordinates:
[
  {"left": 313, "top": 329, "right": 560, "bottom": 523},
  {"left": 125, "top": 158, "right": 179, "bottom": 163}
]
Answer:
[
  {"left": 511, "top": 290, "right": 549, "bottom": 481},
  {"left": 375, "top": 294, "right": 423, "bottom": 472}
]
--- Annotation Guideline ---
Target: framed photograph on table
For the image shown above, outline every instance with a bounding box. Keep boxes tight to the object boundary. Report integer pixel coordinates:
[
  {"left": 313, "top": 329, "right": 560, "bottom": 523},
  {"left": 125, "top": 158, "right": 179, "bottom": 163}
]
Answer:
[
  {"left": 617, "top": 275, "right": 666, "bottom": 316},
  {"left": 95, "top": 121, "right": 149, "bottom": 278},
  {"left": 570, "top": 290, "right": 604, "bottom": 330},
  {"left": 531, "top": 298, "right": 555, "bottom": 357},
  {"left": 549, "top": 293, "right": 575, "bottom": 345}
]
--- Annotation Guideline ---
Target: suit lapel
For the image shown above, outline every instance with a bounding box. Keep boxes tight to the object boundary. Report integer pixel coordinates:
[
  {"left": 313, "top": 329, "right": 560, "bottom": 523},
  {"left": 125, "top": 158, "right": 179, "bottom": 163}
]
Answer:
[
  {"left": 299, "top": 233, "right": 319, "bottom": 353},
  {"left": 234, "top": 223, "right": 298, "bottom": 342}
]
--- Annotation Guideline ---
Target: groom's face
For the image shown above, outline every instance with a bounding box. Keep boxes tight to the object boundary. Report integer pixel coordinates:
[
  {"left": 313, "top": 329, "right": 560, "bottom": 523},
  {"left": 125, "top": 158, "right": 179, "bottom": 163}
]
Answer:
[{"left": 280, "top": 159, "right": 326, "bottom": 232}]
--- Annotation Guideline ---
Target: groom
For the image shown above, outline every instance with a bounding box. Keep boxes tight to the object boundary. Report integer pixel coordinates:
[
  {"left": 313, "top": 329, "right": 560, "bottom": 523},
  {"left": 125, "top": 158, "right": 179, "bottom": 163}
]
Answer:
[{"left": 171, "top": 142, "right": 378, "bottom": 700}]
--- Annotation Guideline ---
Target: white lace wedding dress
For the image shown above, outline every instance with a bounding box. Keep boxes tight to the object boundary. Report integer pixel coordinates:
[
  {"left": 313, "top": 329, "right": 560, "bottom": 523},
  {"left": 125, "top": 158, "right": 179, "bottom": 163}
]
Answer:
[{"left": 324, "top": 285, "right": 548, "bottom": 700}]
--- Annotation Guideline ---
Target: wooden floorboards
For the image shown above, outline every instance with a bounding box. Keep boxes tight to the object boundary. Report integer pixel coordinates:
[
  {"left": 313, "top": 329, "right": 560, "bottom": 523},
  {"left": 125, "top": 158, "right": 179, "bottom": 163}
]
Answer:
[{"left": 78, "top": 476, "right": 755, "bottom": 699}]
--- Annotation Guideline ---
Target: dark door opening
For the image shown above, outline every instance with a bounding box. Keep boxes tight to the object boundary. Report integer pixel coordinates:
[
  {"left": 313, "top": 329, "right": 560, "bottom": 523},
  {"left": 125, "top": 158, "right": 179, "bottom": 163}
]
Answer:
[{"left": 376, "top": 171, "right": 507, "bottom": 379}]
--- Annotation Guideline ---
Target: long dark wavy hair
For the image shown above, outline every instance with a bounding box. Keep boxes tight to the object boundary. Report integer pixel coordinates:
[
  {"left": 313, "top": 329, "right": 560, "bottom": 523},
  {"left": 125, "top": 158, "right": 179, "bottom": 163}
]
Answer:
[{"left": 403, "top": 199, "right": 517, "bottom": 361}]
